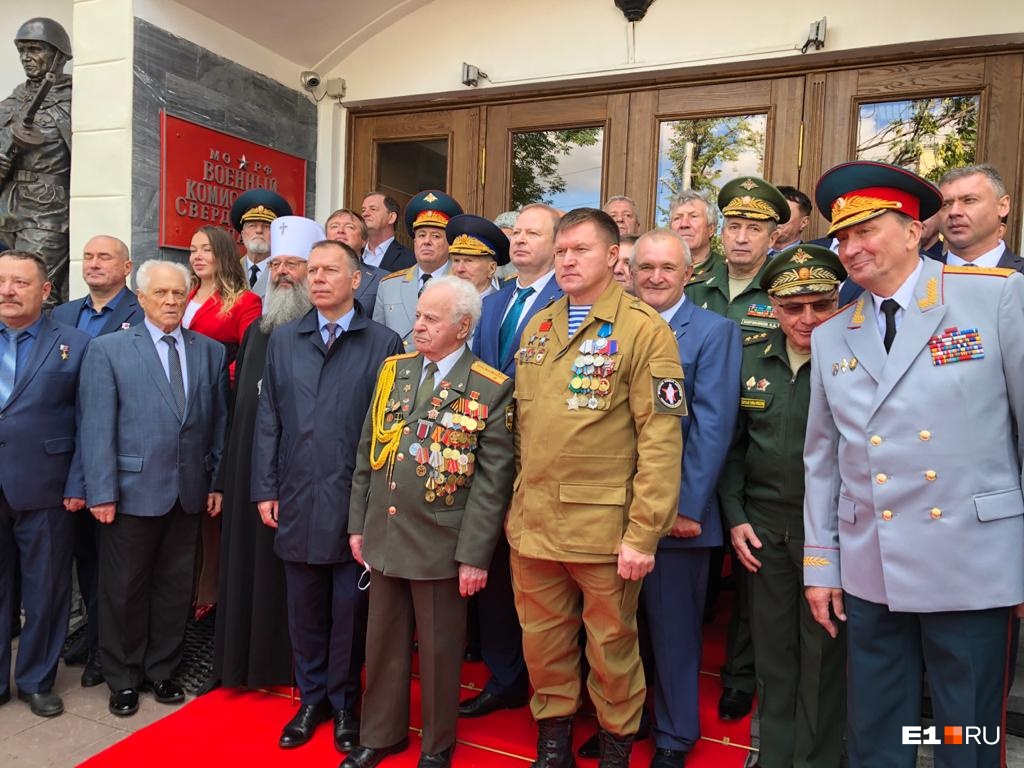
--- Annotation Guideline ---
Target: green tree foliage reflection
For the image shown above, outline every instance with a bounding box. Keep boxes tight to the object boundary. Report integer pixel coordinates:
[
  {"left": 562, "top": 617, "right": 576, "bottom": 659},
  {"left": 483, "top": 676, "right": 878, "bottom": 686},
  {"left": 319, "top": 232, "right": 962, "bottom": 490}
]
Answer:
[
  {"left": 857, "top": 96, "right": 978, "bottom": 182},
  {"left": 511, "top": 128, "right": 601, "bottom": 209},
  {"left": 658, "top": 116, "right": 764, "bottom": 220}
]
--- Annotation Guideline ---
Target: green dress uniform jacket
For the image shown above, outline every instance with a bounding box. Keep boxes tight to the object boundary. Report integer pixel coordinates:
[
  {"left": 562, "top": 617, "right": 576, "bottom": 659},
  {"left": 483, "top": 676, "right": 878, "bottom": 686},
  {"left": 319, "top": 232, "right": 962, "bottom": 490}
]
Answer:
[
  {"left": 349, "top": 347, "right": 515, "bottom": 580},
  {"left": 719, "top": 328, "right": 811, "bottom": 534},
  {"left": 507, "top": 281, "right": 685, "bottom": 561},
  {"left": 685, "top": 258, "right": 779, "bottom": 339}
]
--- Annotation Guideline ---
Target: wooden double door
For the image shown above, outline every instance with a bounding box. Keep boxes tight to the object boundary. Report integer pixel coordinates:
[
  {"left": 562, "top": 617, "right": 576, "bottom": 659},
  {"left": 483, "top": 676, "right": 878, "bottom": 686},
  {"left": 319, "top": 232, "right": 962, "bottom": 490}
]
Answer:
[{"left": 348, "top": 50, "right": 1023, "bottom": 248}]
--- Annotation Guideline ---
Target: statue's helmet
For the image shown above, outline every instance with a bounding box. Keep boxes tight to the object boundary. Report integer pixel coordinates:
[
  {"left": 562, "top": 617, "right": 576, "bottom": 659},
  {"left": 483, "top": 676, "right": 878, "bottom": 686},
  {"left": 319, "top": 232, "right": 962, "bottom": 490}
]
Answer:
[{"left": 15, "top": 18, "right": 72, "bottom": 60}]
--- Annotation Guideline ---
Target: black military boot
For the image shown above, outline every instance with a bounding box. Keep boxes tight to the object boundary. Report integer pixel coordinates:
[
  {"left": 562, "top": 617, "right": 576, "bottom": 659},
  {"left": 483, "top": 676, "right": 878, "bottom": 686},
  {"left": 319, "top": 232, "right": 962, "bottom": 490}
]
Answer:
[
  {"left": 532, "top": 716, "right": 575, "bottom": 768},
  {"left": 597, "top": 730, "right": 633, "bottom": 768}
]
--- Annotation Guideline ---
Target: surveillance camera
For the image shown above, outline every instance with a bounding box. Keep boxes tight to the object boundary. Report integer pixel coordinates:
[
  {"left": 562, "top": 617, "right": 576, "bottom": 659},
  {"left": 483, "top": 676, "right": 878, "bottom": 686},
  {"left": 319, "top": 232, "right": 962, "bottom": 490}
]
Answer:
[{"left": 300, "top": 71, "right": 322, "bottom": 91}]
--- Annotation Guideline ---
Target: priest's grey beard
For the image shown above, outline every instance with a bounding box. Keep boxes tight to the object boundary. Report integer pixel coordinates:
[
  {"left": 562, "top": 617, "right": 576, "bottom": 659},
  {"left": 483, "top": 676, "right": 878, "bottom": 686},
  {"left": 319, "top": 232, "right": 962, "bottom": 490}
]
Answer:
[{"left": 260, "top": 277, "right": 312, "bottom": 332}]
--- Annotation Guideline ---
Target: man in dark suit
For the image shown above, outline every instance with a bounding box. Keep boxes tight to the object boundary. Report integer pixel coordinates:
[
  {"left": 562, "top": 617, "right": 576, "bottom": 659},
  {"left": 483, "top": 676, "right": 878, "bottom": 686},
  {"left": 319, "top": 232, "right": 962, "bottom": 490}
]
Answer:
[
  {"left": 361, "top": 192, "right": 415, "bottom": 273},
  {"left": 252, "top": 240, "right": 402, "bottom": 753},
  {"left": 463, "top": 202, "right": 562, "bottom": 719},
  {"left": 632, "top": 230, "right": 742, "bottom": 768},
  {"left": 0, "top": 250, "right": 89, "bottom": 718},
  {"left": 79, "top": 259, "right": 228, "bottom": 718},
  {"left": 326, "top": 208, "right": 383, "bottom": 313},
  {"left": 344, "top": 276, "right": 515, "bottom": 768},
  {"left": 938, "top": 163, "right": 1023, "bottom": 272},
  {"left": 51, "top": 234, "right": 142, "bottom": 688}
]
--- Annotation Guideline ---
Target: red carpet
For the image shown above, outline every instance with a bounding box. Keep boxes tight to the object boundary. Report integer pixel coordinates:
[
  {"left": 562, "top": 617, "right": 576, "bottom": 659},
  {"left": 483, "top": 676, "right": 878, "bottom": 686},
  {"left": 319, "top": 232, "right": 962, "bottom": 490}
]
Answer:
[{"left": 81, "top": 596, "right": 756, "bottom": 767}]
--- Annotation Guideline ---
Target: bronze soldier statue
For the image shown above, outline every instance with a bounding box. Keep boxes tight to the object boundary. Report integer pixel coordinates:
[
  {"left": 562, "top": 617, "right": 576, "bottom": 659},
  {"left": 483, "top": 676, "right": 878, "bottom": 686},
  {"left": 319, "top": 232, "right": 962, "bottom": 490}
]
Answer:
[{"left": 0, "top": 18, "right": 73, "bottom": 304}]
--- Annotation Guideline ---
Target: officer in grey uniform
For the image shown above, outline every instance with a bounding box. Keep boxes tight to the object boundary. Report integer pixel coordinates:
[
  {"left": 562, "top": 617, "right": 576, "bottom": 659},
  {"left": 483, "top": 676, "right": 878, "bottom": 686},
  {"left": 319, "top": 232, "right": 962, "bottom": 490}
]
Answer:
[{"left": 804, "top": 160, "right": 1024, "bottom": 768}]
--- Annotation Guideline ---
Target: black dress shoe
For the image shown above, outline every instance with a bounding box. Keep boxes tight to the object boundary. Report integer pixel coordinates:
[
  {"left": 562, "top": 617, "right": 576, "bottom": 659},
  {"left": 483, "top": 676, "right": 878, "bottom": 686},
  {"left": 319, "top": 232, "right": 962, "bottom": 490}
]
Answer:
[
  {"left": 418, "top": 745, "right": 454, "bottom": 768},
  {"left": 280, "top": 701, "right": 332, "bottom": 748},
  {"left": 81, "top": 652, "right": 104, "bottom": 688},
  {"left": 63, "top": 633, "right": 89, "bottom": 666},
  {"left": 17, "top": 690, "right": 63, "bottom": 718},
  {"left": 459, "top": 689, "right": 528, "bottom": 718},
  {"left": 334, "top": 709, "right": 360, "bottom": 752},
  {"left": 109, "top": 689, "right": 139, "bottom": 717},
  {"left": 340, "top": 738, "right": 410, "bottom": 768},
  {"left": 717, "top": 688, "right": 753, "bottom": 720},
  {"left": 578, "top": 715, "right": 649, "bottom": 759},
  {"left": 649, "top": 748, "right": 686, "bottom": 768},
  {"left": 150, "top": 679, "right": 185, "bottom": 704}
]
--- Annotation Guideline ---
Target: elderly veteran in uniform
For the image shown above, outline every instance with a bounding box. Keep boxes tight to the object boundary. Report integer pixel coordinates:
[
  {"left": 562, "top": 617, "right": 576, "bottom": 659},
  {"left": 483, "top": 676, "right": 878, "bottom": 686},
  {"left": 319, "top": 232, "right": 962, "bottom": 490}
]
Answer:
[
  {"left": 668, "top": 190, "right": 722, "bottom": 281},
  {"left": 720, "top": 245, "right": 847, "bottom": 768},
  {"left": 631, "top": 229, "right": 742, "bottom": 768},
  {"left": 803, "top": 160, "right": 1024, "bottom": 768},
  {"left": 686, "top": 175, "right": 789, "bottom": 721},
  {"left": 231, "top": 189, "right": 292, "bottom": 297},
  {"left": 373, "top": 190, "right": 463, "bottom": 351},
  {"left": 344, "top": 275, "right": 515, "bottom": 768},
  {"left": 509, "top": 208, "right": 684, "bottom": 768},
  {"left": 448, "top": 214, "right": 508, "bottom": 299}
]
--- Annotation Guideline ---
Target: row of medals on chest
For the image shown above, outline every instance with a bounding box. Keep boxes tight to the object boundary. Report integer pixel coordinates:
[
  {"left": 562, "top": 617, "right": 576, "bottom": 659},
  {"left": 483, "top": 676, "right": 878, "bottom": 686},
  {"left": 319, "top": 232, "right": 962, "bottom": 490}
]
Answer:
[
  {"left": 518, "top": 321, "right": 621, "bottom": 411},
  {"left": 388, "top": 384, "right": 488, "bottom": 505}
]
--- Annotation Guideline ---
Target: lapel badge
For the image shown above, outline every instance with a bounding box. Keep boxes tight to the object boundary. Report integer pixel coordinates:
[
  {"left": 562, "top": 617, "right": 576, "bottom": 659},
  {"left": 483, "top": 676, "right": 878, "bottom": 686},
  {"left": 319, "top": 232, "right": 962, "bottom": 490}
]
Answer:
[
  {"left": 755, "top": 378, "right": 770, "bottom": 392},
  {"left": 120, "top": 322, "right": 131, "bottom": 330},
  {"left": 928, "top": 326, "right": 984, "bottom": 366},
  {"left": 849, "top": 357, "right": 858, "bottom": 370},
  {"left": 745, "top": 376, "right": 756, "bottom": 389},
  {"left": 832, "top": 362, "right": 840, "bottom": 376},
  {"left": 841, "top": 358, "right": 848, "bottom": 372},
  {"left": 59, "top": 344, "right": 69, "bottom": 360}
]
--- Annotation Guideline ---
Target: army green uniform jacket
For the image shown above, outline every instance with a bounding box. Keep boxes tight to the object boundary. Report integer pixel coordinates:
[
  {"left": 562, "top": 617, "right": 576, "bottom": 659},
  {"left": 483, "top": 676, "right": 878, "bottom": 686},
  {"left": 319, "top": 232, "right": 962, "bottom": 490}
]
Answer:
[
  {"left": 685, "top": 258, "right": 779, "bottom": 340},
  {"left": 349, "top": 348, "right": 515, "bottom": 580},
  {"left": 508, "top": 281, "right": 685, "bottom": 562},
  {"left": 719, "top": 328, "right": 810, "bottom": 535}
]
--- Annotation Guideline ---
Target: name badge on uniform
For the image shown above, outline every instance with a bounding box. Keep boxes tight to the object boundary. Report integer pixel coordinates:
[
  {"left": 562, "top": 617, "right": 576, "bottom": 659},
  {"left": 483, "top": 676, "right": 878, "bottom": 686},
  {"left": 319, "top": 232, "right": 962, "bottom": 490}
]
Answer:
[{"left": 928, "top": 326, "right": 984, "bottom": 366}]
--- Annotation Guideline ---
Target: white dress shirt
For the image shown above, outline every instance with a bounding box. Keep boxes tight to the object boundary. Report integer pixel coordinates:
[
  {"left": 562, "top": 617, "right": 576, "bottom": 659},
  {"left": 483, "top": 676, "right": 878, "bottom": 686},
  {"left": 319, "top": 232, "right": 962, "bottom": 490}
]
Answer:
[
  {"left": 870, "top": 258, "right": 924, "bottom": 339},
  {"left": 363, "top": 236, "right": 395, "bottom": 269},
  {"left": 945, "top": 240, "right": 1006, "bottom": 268}
]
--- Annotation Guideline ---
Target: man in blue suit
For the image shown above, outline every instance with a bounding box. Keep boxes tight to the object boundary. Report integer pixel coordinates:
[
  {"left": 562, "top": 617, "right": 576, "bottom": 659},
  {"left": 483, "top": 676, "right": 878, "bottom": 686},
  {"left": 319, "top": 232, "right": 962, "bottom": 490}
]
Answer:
[
  {"left": 51, "top": 234, "right": 143, "bottom": 688},
  {"left": 461, "top": 203, "right": 563, "bottom": 718},
  {"left": 0, "top": 250, "right": 89, "bottom": 718},
  {"left": 79, "top": 259, "right": 228, "bottom": 718},
  {"left": 632, "top": 230, "right": 741, "bottom": 767},
  {"left": 253, "top": 240, "right": 403, "bottom": 753},
  {"left": 361, "top": 193, "right": 415, "bottom": 273}
]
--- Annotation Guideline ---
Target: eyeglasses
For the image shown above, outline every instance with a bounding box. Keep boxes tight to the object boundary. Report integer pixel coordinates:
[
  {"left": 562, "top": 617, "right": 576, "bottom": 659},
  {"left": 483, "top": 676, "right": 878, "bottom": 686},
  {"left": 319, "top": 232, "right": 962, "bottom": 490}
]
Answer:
[
  {"left": 269, "top": 259, "right": 305, "bottom": 272},
  {"left": 772, "top": 299, "right": 837, "bottom": 316}
]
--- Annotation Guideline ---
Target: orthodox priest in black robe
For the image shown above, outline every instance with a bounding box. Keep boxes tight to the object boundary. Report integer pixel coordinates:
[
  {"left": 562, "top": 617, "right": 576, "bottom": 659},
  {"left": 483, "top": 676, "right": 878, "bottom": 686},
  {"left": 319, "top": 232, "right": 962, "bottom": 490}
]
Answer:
[{"left": 210, "top": 216, "right": 322, "bottom": 689}]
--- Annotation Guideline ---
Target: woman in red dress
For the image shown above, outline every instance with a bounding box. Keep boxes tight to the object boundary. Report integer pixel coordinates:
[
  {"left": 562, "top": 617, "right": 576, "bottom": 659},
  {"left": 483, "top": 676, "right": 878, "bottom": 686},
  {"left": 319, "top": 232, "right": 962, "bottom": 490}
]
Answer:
[{"left": 185, "top": 225, "right": 262, "bottom": 619}]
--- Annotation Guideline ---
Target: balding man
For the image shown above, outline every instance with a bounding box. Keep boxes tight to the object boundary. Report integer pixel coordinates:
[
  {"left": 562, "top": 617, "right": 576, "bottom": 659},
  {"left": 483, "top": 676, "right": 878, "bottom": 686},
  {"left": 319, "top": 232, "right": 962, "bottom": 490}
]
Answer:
[
  {"left": 53, "top": 235, "right": 143, "bottom": 688},
  {"left": 79, "top": 260, "right": 228, "bottom": 718}
]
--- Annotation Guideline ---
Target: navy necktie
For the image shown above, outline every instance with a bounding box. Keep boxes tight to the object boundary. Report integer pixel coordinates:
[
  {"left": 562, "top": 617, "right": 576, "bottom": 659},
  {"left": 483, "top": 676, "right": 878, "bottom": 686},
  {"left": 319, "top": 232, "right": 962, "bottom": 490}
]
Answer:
[
  {"left": 498, "top": 286, "right": 535, "bottom": 363},
  {"left": 249, "top": 264, "right": 259, "bottom": 287},
  {"left": 0, "top": 328, "right": 20, "bottom": 405},
  {"left": 325, "top": 322, "right": 339, "bottom": 349}
]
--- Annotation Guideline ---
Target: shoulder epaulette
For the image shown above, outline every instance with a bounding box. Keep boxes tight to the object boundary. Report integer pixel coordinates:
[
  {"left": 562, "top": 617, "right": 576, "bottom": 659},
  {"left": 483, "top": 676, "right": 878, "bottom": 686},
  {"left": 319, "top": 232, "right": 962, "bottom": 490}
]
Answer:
[
  {"left": 470, "top": 359, "right": 508, "bottom": 385},
  {"left": 381, "top": 267, "right": 414, "bottom": 281},
  {"left": 502, "top": 273, "right": 518, "bottom": 283},
  {"left": 687, "top": 271, "right": 712, "bottom": 286},
  {"left": 386, "top": 351, "right": 418, "bottom": 362},
  {"left": 822, "top": 298, "right": 858, "bottom": 324},
  {"left": 743, "top": 331, "right": 769, "bottom": 346},
  {"left": 943, "top": 265, "right": 1015, "bottom": 277}
]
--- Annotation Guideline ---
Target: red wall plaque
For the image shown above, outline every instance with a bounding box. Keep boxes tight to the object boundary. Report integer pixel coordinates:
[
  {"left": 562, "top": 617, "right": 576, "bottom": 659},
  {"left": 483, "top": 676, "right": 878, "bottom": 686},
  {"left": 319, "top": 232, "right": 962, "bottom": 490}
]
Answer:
[{"left": 159, "top": 111, "right": 308, "bottom": 249}]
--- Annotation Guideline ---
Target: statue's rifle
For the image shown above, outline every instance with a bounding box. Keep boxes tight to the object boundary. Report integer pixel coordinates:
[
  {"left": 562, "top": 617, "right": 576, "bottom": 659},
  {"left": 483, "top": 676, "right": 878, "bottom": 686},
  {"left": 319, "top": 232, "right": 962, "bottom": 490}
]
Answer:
[{"left": 2, "top": 53, "right": 65, "bottom": 159}]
